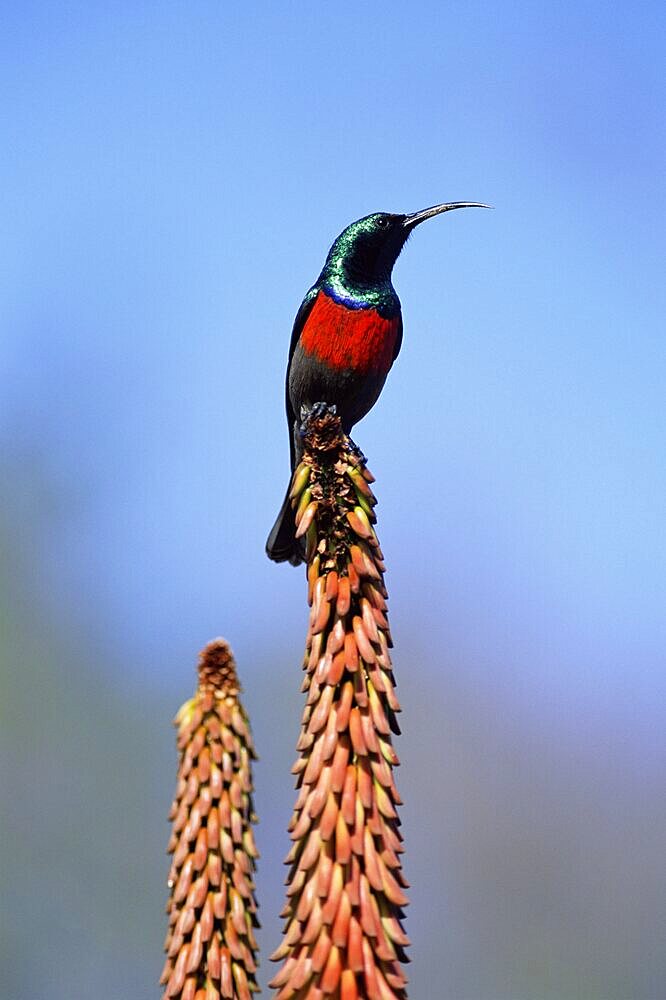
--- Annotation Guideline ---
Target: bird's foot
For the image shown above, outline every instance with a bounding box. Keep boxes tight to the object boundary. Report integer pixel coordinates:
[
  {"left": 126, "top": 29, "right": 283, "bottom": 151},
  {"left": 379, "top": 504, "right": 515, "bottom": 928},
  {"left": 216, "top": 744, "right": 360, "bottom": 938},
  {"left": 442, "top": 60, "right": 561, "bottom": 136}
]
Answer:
[
  {"left": 346, "top": 436, "right": 367, "bottom": 469},
  {"left": 299, "top": 401, "right": 336, "bottom": 430},
  {"left": 299, "top": 402, "right": 337, "bottom": 438}
]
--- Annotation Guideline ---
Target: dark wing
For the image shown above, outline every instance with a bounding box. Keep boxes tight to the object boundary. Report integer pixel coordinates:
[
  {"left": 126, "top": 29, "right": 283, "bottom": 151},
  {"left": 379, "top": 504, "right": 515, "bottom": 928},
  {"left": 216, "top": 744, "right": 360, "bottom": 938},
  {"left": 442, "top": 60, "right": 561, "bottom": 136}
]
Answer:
[
  {"left": 392, "top": 312, "right": 403, "bottom": 363},
  {"left": 285, "top": 286, "right": 319, "bottom": 470}
]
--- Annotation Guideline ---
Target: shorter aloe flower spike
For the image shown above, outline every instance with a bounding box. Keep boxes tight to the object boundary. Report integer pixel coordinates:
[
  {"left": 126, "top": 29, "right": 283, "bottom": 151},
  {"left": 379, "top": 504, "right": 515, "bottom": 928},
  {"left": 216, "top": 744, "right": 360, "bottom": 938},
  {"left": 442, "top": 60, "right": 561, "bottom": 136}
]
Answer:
[
  {"left": 161, "top": 639, "right": 260, "bottom": 1000},
  {"left": 270, "top": 405, "right": 409, "bottom": 1000}
]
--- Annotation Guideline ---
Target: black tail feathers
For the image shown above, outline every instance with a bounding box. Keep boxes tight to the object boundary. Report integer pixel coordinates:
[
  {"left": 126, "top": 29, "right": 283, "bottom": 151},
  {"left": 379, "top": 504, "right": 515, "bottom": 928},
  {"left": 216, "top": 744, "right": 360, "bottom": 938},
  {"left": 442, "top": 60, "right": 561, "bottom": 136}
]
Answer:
[{"left": 266, "top": 485, "right": 305, "bottom": 566}]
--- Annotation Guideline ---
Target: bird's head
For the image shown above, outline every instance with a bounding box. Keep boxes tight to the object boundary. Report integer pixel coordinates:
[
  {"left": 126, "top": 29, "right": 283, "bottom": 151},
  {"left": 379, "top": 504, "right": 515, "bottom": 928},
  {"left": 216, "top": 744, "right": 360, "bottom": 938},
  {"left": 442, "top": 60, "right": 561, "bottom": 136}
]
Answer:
[{"left": 322, "top": 202, "right": 491, "bottom": 291}]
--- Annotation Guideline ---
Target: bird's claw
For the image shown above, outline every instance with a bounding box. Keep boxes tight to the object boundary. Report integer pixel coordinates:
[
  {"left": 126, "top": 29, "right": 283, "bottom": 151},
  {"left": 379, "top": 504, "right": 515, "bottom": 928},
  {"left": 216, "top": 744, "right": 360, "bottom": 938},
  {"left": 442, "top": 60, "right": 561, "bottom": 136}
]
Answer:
[
  {"left": 346, "top": 437, "right": 367, "bottom": 468},
  {"left": 299, "top": 401, "right": 337, "bottom": 437}
]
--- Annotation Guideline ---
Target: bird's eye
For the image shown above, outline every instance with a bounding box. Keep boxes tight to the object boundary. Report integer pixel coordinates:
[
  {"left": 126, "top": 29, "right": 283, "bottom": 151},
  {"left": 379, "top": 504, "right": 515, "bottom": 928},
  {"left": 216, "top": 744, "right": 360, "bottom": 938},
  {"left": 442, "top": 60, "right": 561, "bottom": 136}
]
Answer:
[{"left": 376, "top": 217, "right": 389, "bottom": 228}]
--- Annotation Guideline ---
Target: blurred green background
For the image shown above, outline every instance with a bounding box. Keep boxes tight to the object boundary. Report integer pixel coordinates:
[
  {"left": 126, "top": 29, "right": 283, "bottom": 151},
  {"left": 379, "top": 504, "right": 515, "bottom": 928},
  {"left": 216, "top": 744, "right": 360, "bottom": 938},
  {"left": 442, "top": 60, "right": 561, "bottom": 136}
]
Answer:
[{"left": 1, "top": 3, "right": 665, "bottom": 998}]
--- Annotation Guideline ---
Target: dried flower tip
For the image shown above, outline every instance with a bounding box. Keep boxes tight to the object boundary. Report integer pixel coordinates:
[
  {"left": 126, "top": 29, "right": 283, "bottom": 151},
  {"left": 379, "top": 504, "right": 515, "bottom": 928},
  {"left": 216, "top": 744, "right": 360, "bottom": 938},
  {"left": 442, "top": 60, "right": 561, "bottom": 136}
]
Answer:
[{"left": 197, "top": 639, "right": 241, "bottom": 697}]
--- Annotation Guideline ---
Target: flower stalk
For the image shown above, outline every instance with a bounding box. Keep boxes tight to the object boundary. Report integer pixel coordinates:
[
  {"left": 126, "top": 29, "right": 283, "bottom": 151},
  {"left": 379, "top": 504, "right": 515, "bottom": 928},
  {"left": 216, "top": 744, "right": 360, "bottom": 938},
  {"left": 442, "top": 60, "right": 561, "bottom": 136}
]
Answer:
[
  {"left": 270, "top": 405, "right": 409, "bottom": 1000},
  {"left": 161, "top": 639, "right": 260, "bottom": 1000}
]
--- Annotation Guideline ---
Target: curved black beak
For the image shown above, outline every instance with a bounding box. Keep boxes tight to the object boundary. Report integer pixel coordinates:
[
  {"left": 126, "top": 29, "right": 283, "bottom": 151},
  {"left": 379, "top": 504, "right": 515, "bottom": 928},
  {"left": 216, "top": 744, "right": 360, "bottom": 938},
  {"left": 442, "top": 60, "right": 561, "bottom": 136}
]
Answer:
[{"left": 402, "top": 202, "right": 492, "bottom": 230}]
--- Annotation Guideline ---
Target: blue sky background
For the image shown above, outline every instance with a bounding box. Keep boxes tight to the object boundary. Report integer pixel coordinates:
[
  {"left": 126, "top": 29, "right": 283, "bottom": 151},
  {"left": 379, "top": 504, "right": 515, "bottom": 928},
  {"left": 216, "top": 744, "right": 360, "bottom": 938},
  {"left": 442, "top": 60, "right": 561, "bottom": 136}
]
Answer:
[{"left": 1, "top": 3, "right": 665, "bottom": 998}]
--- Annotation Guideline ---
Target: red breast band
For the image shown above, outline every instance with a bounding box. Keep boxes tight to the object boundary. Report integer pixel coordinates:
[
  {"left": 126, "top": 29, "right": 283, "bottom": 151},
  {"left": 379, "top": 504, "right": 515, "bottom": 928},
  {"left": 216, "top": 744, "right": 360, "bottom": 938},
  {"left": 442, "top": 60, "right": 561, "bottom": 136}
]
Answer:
[{"left": 300, "top": 291, "right": 400, "bottom": 375}]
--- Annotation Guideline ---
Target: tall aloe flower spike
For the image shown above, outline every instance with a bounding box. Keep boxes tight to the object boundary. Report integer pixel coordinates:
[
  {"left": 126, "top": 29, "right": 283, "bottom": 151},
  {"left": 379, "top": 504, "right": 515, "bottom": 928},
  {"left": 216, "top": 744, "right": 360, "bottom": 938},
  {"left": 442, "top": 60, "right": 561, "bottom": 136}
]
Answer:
[
  {"left": 161, "top": 639, "right": 260, "bottom": 1000},
  {"left": 270, "top": 405, "right": 409, "bottom": 1000}
]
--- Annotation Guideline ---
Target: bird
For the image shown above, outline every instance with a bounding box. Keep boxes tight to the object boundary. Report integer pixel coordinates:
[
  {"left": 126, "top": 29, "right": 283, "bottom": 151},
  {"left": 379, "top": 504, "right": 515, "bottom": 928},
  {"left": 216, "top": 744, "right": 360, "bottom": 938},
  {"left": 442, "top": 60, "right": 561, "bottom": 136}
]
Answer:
[{"left": 266, "top": 202, "right": 490, "bottom": 565}]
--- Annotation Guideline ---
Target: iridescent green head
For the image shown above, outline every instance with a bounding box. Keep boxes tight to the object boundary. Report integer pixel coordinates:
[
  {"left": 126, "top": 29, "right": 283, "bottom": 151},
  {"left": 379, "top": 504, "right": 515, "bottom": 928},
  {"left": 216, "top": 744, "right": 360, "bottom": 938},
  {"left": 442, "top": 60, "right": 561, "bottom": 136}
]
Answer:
[{"left": 319, "top": 202, "right": 491, "bottom": 303}]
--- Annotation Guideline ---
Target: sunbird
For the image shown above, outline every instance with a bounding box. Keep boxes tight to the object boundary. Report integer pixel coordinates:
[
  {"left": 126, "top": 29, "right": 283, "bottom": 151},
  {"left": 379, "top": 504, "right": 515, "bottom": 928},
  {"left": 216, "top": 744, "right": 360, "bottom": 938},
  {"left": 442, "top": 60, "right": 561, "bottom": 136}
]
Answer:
[{"left": 266, "top": 202, "right": 489, "bottom": 565}]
